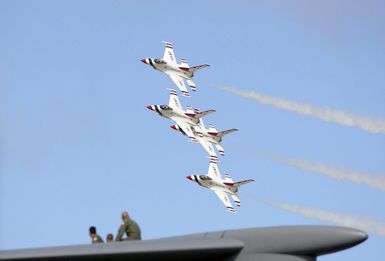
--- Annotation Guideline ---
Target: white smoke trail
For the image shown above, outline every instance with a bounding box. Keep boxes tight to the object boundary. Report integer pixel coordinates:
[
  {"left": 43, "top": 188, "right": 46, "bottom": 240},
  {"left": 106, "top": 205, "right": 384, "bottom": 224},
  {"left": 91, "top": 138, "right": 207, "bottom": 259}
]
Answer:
[
  {"left": 242, "top": 193, "right": 385, "bottom": 237},
  {"left": 268, "top": 155, "right": 385, "bottom": 192},
  {"left": 273, "top": 202, "right": 385, "bottom": 237},
  {"left": 215, "top": 84, "right": 385, "bottom": 135}
]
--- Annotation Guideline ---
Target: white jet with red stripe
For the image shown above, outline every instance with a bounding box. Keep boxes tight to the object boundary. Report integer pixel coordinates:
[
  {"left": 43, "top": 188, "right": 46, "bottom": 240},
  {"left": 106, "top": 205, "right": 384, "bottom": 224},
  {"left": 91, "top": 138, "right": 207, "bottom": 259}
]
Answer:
[
  {"left": 172, "top": 117, "right": 238, "bottom": 157},
  {"left": 147, "top": 89, "right": 216, "bottom": 153},
  {"left": 186, "top": 159, "right": 254, "bottom": 213},
  {"left": 141, "top": 41, "right": 209, "bottom": 97}
]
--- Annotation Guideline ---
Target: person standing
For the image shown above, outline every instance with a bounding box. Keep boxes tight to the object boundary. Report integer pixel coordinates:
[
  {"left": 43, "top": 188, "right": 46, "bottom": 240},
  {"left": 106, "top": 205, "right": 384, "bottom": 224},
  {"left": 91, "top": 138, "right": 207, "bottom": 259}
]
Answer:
[
  {"left": 106, "top": 233, "right": 114, "bottom": 242},
  {"left": 115, "top": 211, "right": 141, "bottom": 241},
  {"left": 89, "top": 226, "right": 103, "bottom": 244}
]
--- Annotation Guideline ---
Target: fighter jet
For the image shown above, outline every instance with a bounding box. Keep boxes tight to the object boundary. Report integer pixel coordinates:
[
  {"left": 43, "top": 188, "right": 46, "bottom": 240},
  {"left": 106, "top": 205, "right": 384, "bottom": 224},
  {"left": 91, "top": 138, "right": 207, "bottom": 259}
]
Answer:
[
  {"left": 147, "top": 89, "right": 215, "bottom": 145},
  {"left": 141, "top": 41, "right": 209, "bottom": 97},
  {"left": 171, "top": 118, "right": 237, "bottom": 156},
  {"left": 187, "top": 159, "right": 254, "bottom": 213}
]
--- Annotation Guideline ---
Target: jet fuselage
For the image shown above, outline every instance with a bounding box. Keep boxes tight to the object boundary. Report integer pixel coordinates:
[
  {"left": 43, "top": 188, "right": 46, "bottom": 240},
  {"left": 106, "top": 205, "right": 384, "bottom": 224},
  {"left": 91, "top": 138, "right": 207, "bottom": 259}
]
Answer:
[
  {"left": 171, "top": 124, "right": 222, "bottom": 143},
  {"left": 187, "top": 175, "right": 237, "bottom": 194},
  {"left": 141, "top": 58, "right": 193, "bottom": 78},
  {"left": 195, "top": 129, "right": 222, "bottom": 143},
  {"left": 146, "top": 105, "right": 199, "bottom": 126}
]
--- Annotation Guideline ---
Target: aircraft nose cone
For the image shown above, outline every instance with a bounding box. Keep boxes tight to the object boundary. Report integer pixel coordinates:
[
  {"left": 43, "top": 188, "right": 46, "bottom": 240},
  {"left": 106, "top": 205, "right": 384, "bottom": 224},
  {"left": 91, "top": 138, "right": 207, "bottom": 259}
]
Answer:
[
  {"left": 146, "top": 105, "right": 154, "bottom": 111},
  {"left": 141, "top": 58, "right": 147, "bottom": 64},
  {"left": 186, "top": 175, "right": 192, "bottom": 181}
]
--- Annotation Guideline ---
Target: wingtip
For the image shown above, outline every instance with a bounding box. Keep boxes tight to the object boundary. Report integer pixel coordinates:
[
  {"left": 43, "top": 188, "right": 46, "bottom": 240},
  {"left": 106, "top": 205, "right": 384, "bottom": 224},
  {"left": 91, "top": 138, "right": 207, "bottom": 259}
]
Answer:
[
  {"left": 162, "top": 41, "right": 173, "bottom": 48},
  {"left": 227, "top": 207, "right": 236, "bottom": 214},
  {"left": 166, "top": 88, "right": 178, "bottom": 94}
]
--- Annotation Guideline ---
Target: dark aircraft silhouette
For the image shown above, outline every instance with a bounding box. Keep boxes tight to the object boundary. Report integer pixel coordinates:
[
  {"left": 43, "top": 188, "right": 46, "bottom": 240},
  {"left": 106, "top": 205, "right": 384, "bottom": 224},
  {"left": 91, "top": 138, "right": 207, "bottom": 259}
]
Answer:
[{"left": 0, "top": 226, "right": 367, "bottom": 261}]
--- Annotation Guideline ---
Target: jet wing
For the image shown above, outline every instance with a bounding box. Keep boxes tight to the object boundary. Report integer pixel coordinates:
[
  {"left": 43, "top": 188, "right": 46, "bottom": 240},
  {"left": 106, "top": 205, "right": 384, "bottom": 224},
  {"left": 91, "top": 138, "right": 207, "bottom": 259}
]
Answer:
[
  {"left": 192, "top": 119, "right": 216, "bottom": 156},
  {"left": 0, "top": 237, "right": 243, "bottom": 261},
  {"left": 173, "top": 119, "right": 196, "bottom": 139},
  {"left": 212, "top": 188, "right": 235, "bottom": 213},
  {"left": 195, "top": 135, "right": 216, "bottom": 157},
  {"left": 168, "top": 73, "right": 190, "bottom": 97},
  {"left": 162, "top": 41, "right": 177, "bottom": 65},
  {"left": 0, "top": 226, "right": 367, "bottom": 261}
]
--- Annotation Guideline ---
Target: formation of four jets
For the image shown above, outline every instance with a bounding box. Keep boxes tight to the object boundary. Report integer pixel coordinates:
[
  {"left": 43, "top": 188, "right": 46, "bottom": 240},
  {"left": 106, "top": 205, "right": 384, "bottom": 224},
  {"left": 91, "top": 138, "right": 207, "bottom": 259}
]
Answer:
[{"left": 142, "top": 42, "right": 254, "bottom": 213}]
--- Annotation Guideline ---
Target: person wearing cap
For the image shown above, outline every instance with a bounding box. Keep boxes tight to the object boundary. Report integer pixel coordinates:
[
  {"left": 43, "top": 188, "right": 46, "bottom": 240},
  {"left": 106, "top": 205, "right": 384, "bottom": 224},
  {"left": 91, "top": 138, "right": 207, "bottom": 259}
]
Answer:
[
  {"left": 115, "top": 211, "right": 141, "bottom": 241},
  {"left": 106, "top": 233, "right": 114, "bottom": 243},
  {"left": 89, "top": 226, "right": 104, "bottom": 244}
]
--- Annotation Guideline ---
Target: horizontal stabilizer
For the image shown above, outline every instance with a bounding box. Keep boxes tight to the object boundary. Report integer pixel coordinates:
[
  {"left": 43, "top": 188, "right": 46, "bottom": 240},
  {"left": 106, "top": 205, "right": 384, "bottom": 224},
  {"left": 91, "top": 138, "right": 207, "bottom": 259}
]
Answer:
[
  {"left": 195, "top": 109, "right": 216, "bottom": 119},
  {"left": 233, "top": 179, "right": 254, "bottom": 187},
  {"left": 189, "top": 64, "right": 210, "bottom": 73},
  {"left": 217, "top": 128, "right": 238, "bottom": 137},
  {"left": 186, "top": 79, "right": 197, "bottom": 91}
]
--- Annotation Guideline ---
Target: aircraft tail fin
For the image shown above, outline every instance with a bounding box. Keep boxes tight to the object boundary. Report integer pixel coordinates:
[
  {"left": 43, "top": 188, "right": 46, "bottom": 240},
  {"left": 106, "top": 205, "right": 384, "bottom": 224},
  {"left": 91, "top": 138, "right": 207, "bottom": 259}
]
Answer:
[
  {"left": 208, "top": 124, "right": 218, "bottom": 135},
  {"left": 180, "top": 58, "right": 190, "bottom": 69},
  {"left": 224, "top": 174, "right": 234, "bottom": 183},
  {"left": 185, "top": 106, "right": 195, "bottom": 117},
  {"left": 179, "top": 58, "right": 190, "bottom": 74}
]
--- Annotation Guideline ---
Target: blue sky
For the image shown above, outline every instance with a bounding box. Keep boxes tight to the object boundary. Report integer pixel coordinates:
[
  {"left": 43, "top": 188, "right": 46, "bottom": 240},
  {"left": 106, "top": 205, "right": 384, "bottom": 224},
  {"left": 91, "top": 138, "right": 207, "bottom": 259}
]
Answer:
[{"left": 1, "top": 1, "right": 384, "bottom": 261}]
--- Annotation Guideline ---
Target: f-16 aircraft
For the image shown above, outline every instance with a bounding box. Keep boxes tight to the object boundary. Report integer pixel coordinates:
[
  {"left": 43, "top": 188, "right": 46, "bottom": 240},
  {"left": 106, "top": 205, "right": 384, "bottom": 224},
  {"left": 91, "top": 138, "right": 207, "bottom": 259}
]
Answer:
[
  {"left": 141, "top": 41, "right": 209, "bottom": 97},
  {"left": 187, "top": 159, "right": 254, "bottom": 213},
  {"left": 0, "top": 226, "right": 367, "bottom": 261},
  {"left": 171, "top": 118, "right": 237, "bottom": 156},
  {"left": 147, "top": 89, "right": 215, "bottom": 145}
]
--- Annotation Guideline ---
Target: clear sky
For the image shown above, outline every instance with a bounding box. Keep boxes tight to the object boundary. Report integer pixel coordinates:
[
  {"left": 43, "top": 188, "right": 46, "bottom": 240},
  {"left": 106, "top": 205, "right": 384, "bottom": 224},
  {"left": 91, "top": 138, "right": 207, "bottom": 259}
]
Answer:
[{"left": 1, "top": 1, "right": 384, "bottom": 261}]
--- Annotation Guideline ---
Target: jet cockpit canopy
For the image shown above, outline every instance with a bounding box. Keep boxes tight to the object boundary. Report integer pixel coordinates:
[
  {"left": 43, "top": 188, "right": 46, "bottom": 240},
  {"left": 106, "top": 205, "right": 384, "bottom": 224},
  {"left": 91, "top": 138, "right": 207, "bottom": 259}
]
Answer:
[
  {"left": 199, "top": 175, "right": 212, "bottom": 181},
  {"left": 154, "top": 59, "right": 166, "bottom": 64},
  {"left": 160, "top": 105, "right": 172, "bottom": 110}
]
